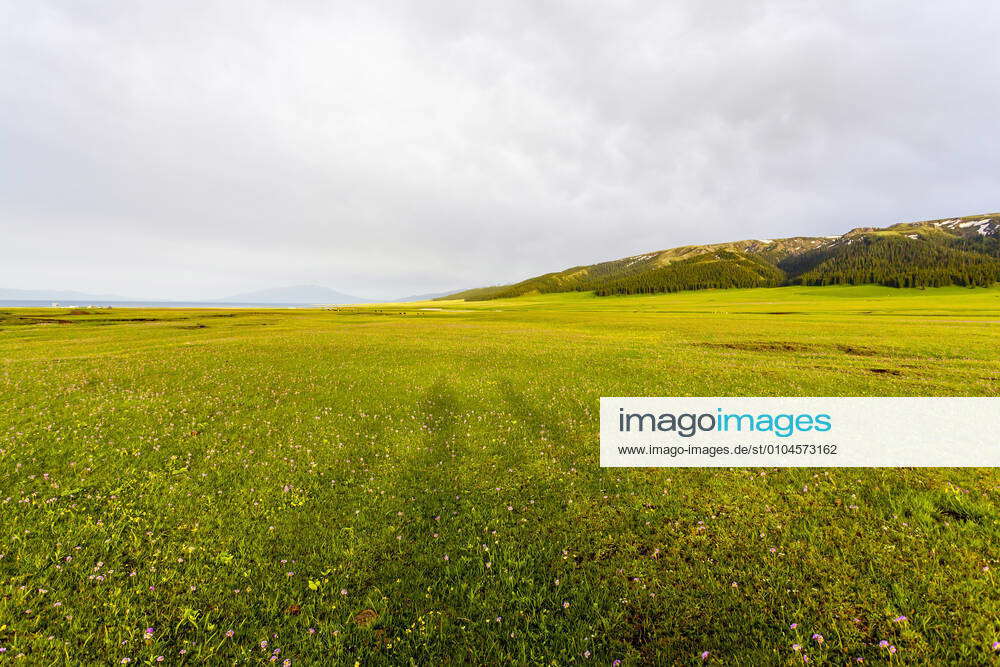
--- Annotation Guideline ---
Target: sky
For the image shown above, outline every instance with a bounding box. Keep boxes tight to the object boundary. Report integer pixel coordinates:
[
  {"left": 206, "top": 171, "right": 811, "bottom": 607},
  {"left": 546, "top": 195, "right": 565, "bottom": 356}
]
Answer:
[{"left": 2, "top": 1, "right": 999, "bottom": 300}]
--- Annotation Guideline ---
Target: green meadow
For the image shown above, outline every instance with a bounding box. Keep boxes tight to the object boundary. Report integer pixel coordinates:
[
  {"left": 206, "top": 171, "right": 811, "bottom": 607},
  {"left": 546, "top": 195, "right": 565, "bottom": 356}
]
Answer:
[{"left": 2, "top": 286, "right": 1000, "bottom": 664}]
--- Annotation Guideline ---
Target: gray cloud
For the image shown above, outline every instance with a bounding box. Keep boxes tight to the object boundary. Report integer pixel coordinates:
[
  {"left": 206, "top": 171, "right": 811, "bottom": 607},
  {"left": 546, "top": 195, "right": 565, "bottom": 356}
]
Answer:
[{"left": 2, "top": 1, "right": 998, "bottom": 299}]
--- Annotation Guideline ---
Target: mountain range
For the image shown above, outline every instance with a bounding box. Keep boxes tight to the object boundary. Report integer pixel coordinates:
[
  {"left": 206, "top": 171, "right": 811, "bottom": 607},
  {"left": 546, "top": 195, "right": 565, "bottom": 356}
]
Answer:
[
  {"left": 441, "top": 213, "right": 1000, "bottom": 300},
  {"left": 1, "top": 284, "right": 461, "bottom": 305},
  {"left": 9, "top": 214, "right": 999, "bottom": 305},
  {"left": 219, "top": 286, "right": 461, "bottom": 303},
  {"left": 220, "top": 285, "right": 374, "bottom": 304}
]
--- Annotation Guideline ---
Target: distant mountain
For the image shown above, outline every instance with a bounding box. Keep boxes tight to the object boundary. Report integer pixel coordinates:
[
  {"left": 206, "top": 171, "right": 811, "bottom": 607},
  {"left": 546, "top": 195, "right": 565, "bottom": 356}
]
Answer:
[
  {"left": 441, "top": 213, "right": 1000, "bottom": 300},
  {"left": 220, "top": 285, "right": 373, "bottom": 304},
  {"left": 391, "top": 291, "right": 461, "bottom": 302},
  {"left": 0, "top": 287, "right": 131, "bottom": 301}
]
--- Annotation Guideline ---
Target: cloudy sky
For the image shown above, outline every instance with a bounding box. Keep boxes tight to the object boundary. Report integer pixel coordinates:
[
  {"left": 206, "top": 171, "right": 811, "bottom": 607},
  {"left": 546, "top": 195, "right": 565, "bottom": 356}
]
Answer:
[{"left": 2, "top": 1, "right": 998, "bottom": 300}]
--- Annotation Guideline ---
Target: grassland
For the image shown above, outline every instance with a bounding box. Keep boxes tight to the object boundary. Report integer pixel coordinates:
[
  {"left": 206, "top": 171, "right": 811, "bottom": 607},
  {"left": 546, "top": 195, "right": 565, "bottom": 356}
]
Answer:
[{"left": 2, "top": 286, "right": 1000, "bottom": 664}]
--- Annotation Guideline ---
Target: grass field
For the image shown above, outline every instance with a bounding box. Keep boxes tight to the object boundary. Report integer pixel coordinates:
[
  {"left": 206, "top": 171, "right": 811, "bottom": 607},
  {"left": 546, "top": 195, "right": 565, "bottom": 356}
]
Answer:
[{"left": 2, "top": 286, "right": 1000, "bottom": 664}]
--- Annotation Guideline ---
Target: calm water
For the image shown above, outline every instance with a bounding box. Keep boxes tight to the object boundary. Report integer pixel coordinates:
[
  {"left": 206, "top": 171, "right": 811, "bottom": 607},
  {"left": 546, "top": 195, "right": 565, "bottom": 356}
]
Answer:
[{"left": 0, "top": 300, "right": 322, "bottom": 309}]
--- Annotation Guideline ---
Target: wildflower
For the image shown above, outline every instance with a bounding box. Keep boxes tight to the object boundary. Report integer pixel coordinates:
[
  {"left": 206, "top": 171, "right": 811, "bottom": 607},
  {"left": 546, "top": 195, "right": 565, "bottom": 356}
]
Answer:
[
  {"left": 701, "top": 650, "right": 710, "bottom": 660},
  {"left": 889, "top": 646, "right": 897, "bottom": 654},
  {"left": 583, "top": 650, "right": 591, "bottom": 658},
  {"left": 993, "top": 641, "right": 1000, "bottom": 651},
  {"left": 894, "top": 615, "right": 908, "bottom": 623},
  {"left": 789, "top": 623, "right": 798, "bottom": 629},
  {"left": 792, "top": 644, "right": 801, "bottom": 651},
  {"left": 340, "top": 589, "right": 348, "bottom": 595},
  {"left": 563, "top": 601, "right": 570, "bottom": 609},
  {"left": 811, "top": 634, "right": 823, "bottom": 644},
  {"left": 225, "top": 630, "right": 235, "bottom": 638},
  {"left": 155, "top": 657, "right": 164, "bottom": 663},
  {"left": 121, "top": 659, "right": 131, "bottom": 664},
  {"left": 879, "top": 640, "right": 889, "bottom": 648}
]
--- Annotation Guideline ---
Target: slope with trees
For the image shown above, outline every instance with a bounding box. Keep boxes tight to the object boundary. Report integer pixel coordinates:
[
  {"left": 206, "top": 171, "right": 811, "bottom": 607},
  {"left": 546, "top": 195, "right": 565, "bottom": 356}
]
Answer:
[{"left": 440, "top": 213, "right": 1000, "bottom": 300}]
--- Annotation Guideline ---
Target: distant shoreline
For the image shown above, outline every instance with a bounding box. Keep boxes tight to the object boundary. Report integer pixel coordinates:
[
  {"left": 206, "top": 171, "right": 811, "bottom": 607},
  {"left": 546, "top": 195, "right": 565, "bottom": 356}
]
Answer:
[{"left": 0, "top": 299, "right": 345, "bottom": 309}]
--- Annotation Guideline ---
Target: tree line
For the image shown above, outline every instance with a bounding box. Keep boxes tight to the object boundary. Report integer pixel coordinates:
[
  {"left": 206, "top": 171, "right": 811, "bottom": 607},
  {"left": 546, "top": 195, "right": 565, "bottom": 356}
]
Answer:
[
  {"left": 594, "top": 251, "right": 784, "bottom": 295},
  {"left": 596, "top": 236, "right": 1000, "bottom": 296}
]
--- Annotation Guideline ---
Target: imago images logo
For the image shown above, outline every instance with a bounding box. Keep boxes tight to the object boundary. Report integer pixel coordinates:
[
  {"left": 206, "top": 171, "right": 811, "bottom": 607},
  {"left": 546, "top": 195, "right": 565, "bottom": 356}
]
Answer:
[
  {"left": 601, "top": 397, "right": 1000, "bottom": 467},
  {"left": 617, "top": 407, "right": 832, "bottom": 438}
]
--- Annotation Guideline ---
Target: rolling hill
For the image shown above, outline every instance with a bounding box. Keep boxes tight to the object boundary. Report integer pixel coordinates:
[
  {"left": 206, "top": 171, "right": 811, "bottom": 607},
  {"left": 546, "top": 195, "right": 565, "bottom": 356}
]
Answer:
[{"left": 442, "top": 213, "right": 1000, "bottom": 300}]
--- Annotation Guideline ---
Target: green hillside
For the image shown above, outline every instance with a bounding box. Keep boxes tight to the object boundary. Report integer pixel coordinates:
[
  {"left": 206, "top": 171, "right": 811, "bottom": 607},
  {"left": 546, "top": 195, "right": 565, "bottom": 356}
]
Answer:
[
  {"left": 595, "top": 250, "right": 784, "bottom": 295},
  {"left": 444, "top": 213, "right": 1000, "bottom": 299},
  {"left": 790, "top": 235, "right": 1000, "bottom": 288}
]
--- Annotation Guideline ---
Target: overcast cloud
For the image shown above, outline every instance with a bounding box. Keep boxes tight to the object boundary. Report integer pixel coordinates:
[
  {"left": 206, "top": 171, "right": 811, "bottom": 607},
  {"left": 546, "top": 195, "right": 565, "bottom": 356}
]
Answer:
[{"left": 2, "top": 1, "right": 998, "bottom": 299}]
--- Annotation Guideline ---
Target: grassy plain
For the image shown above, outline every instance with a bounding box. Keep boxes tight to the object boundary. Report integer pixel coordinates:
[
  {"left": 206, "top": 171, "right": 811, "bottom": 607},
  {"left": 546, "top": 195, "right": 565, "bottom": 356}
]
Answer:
[{"left": 2, "top": 286, "right": 1000, "bottom": 664}]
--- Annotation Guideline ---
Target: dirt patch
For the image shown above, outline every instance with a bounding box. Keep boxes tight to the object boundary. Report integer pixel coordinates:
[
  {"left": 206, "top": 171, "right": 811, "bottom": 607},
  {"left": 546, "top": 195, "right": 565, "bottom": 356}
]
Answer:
[
  {"left": 868, "top": 368, "right": 902, "bottom": 376},
  {"left": 353, "top": 609, "right": 378, "bottom": 628},
  {"left": 96, "top": 317, "right": 160, "bottom": 323},
  {"left": 1, "top": 315, "right": 164, "bottom": 327},
  {"left": 698, "top": 341, "right": 814, "bottom": 353},
  {"left": 197, "top": 311, "right": 281, "bottom": 319},
  {"left": 697, "top": 341, "right": 887, "bottom": 358},
  {"left": 176, "top": 323, "right": 208, "bottom": 329},
  {"left": 0, "top": 316, "right": 72, "bottom": 326},
  {"left": 836, "top": 344, "right": 880, "bottom": 356},
  {"left": 934, "top": 497, "right": 989, "bottom": 524}
]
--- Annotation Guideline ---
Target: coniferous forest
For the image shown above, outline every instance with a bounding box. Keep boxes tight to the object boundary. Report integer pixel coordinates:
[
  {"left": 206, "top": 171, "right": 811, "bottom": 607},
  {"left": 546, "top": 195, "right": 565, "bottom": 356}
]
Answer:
[
  {"left": 444, "top": 214, "right": 1000, "bottom": 300},
  {"left": 594, "top": 251, "right": 783, "bottom": 295},
  {"left": 788, "top": 236, "right": 1000, "bottom": 288}
]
